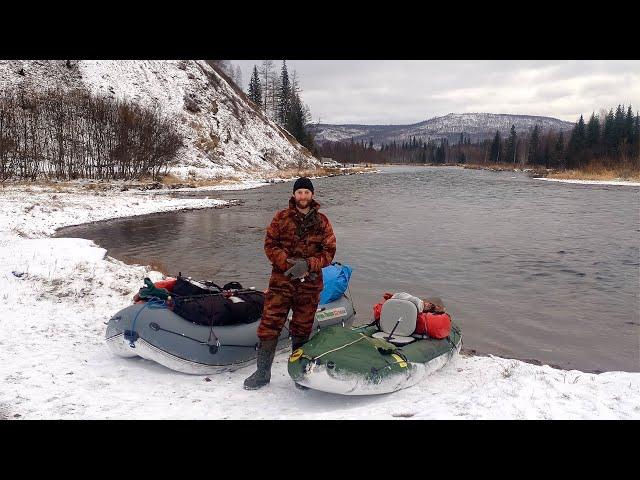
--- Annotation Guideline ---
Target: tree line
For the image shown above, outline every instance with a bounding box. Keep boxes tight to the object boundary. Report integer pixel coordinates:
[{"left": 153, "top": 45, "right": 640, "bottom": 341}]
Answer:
[
  {"left": 246, "top": 60, "right": 316, "bottom": 153},
  {"left": 0, "top": 87, "right": 183, "bottom": 181},
  {"left": 318, "top": 104, "right": 640, "bottom": 171}
]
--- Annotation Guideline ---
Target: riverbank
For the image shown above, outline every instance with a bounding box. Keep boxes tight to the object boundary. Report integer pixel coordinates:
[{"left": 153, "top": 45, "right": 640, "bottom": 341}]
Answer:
[
  {"left": 1, "top": 180, "right": 639, "bottom": 419},
  {"left": 0, "top": 165, "right": 378, "bottom": 196},
  {"left": 460, "top": 162, "right": 640, "bottom": 186}
]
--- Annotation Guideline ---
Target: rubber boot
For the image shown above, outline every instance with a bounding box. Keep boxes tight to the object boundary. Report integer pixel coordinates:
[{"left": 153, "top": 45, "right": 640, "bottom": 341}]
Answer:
[
  {"left": 243, "top": 338, "right": 278, "bottom": 390},
  {"left": 291, "top": 335, "right": 309, "bottom": 353},
  {"left": 290, "top": 335, "right": 310, "bottom": 390}
]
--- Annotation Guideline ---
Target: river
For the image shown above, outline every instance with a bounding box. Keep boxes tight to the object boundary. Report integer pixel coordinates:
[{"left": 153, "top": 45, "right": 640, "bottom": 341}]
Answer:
[{"left": 56, "top": 166, "right": 640, "bottom": 373}]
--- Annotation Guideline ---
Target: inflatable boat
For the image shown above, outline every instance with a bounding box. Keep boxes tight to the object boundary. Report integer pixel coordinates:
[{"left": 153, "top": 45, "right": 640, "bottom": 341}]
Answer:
[
  {"left": 287, "top": 296, "right": 462, "bottom": 395},
  {"left": 105, "top": 280, "right": 356, "bottom": 375}
]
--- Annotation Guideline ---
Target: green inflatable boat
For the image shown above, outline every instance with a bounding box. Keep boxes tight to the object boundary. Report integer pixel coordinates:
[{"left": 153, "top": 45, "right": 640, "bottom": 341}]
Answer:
[{"left": 288, "top": 296, "right": 462, "bottom": 395}]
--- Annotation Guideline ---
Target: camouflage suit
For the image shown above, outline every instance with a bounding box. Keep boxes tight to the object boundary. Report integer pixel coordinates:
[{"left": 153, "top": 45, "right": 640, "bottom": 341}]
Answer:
[{"left": 257, "top": 197, "right": 336, "bottom": 341}]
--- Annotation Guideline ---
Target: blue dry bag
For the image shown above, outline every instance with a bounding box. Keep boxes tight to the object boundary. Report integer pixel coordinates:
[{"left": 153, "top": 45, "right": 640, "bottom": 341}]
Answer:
[{"left": 319, "top": 262, "right": 353, "bottom": 305}]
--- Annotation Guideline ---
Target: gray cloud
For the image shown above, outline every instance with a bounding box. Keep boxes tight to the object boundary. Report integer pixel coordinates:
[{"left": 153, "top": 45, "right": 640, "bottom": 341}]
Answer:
[{"left": 232, "top": 60, "right": 640, "bottom": 124}]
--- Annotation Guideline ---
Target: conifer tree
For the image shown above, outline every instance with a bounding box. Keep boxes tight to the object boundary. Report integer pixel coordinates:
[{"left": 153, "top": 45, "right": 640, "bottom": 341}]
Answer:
[
  {"left": 554, "top": 131, "right": 565, "bottom": 169},
  {"left": 277, "top": 61, "right": 291, "bottom": 126},
  {"left": 625, "top": 105, "right": 634, "bottom": 144},
  {"left": 248, "top": 65, "right": 262, "bottom": 108},
  {"left": 490, "top": 130, "right": 501, "bottom": 162},
  {"left": 506, "top": 125, "right": 517, "bottom": 163},
  {"left": 604, "top": 109, "right": 616, "bottom": 156},
  {"left": 586, "top": 112, "right": 600, "bottom": 151},
  {"left": 529, "top": 125, "right": 540, "bottom": 166},
  {"left": 634, "top": 113, "right": 640, "bottom": 161}
]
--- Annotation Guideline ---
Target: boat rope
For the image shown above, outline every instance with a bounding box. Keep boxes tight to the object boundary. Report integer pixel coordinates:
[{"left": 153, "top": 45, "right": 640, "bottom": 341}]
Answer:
[
  {"left": 308, "top": 334, "right": 368, "bottom": 361},
  {"left": 148, "top": 323, "right": 258, "bottom": 350},
  {"left": 127, "top": 297, "right": 167, "bottom": 348},
  {"left": 129, "top": 297, "right": 259, "bottom": 351}
]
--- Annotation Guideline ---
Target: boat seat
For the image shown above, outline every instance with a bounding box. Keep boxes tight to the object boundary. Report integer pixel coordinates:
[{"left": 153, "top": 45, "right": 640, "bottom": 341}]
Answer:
[{"left": 372, "top": 299, "right": 417, "bottom": 346}]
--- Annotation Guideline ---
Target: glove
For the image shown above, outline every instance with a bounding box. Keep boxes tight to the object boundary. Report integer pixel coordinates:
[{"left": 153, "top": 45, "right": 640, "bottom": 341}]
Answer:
[{"left": 284, "top": 258, "right": 309, "bottom": 280}]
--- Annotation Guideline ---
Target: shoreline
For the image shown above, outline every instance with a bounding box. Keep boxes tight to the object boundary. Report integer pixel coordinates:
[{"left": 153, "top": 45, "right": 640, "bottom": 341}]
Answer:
[
  {"left": 360, "top": 162, "right": 640, "bottom": 186},
  {"left": 1, "top": 172, "right": 638, "bottom": 418}
]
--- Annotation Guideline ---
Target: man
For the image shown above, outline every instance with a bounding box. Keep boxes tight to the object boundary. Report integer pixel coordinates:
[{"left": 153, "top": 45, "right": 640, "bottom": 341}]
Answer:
[{"left": 244, "top": 177, "right": 336, "bottom": 390}]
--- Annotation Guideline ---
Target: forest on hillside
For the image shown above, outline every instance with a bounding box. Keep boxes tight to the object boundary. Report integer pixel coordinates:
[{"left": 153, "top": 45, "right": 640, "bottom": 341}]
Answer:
[{"left": 317, "top": 105, "right": 640, "bottom": 173}]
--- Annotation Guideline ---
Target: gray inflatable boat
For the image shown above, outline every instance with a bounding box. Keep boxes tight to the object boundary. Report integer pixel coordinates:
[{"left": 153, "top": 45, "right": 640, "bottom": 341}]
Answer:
[{"left": 105, "top": 294, "right": 355, "bottom": 375}]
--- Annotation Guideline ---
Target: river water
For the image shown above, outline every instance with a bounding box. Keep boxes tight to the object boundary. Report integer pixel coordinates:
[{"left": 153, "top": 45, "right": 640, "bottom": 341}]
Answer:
[{"left": 57, "top": 166, "right": 640, "bottom": 373}]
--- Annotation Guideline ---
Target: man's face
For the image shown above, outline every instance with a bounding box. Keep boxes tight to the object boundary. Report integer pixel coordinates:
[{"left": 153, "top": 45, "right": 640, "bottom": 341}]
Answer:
[{"left": 294, "top": 188, "right": 313, "bottom": 209}]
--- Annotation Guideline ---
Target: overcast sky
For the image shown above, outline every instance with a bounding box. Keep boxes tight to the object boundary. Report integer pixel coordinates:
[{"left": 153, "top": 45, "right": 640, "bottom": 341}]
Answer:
[{"left": 231, "top": 60, "right": 640, "bottom": 125}]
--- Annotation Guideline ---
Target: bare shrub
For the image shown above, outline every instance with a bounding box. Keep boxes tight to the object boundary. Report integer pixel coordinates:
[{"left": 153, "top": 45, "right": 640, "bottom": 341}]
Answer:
[{"left": 0, "top": 86, "right": 184, "bottom": 181}]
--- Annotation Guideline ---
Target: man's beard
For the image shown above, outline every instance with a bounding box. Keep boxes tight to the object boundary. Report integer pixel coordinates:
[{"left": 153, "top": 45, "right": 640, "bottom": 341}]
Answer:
[{"left": 295, "top": 199, "right": 310, "bottom": 209}]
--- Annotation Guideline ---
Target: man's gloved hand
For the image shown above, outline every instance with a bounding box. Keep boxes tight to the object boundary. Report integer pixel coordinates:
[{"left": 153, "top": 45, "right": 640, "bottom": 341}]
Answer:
[{"left": 284, "top": 258, "right": 309, "bottom": 280}]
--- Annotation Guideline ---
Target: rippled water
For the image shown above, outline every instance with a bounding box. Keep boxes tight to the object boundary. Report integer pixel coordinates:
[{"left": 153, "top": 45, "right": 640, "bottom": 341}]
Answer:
[{"left": 57, "top": 166, "right": 640, "bottom": 372}]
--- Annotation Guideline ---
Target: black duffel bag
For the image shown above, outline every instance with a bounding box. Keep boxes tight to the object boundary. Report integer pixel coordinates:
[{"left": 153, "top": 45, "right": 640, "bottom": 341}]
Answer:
[
  {"left": 172, "top": 274, "right": 222, "bottom": 297},
  {"left": 172, "top": 289, "right": 265, "bottom": 326}
]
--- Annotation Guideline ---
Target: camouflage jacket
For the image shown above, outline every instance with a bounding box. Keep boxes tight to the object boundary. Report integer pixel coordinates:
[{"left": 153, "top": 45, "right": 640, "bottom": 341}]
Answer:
[{"left": 264, "top": 197, "right": 336, "bottom": 275}]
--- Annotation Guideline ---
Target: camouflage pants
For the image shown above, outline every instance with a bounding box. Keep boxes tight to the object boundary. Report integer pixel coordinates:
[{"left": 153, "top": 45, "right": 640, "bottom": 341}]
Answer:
[{"left": 256, "top": 272, "right": 322, "bottom": 341}]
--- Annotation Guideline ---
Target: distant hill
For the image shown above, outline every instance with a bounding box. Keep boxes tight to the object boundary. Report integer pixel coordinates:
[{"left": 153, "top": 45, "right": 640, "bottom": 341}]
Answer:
[
  {"left": 310, "top": 113, "right": 575, "bottom": 146},
  {"left": 0, "top": 60, "right": 317, "bottom": 179}
]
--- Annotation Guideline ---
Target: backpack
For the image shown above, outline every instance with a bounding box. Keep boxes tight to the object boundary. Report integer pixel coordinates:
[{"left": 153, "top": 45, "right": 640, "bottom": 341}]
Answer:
[{"left": 319, "top": 262, "right": 353, "bottom": 305}]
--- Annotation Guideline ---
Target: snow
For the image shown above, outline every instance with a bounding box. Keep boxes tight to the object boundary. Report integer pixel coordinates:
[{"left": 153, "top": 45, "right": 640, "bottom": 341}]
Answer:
[
  {"left": 312, "top": 113, "right": 574, "bottom": 146},
  {"left": 0, "top": 60, "right": 318, "bottom": 180},
  {"left": 536, "top": 178, "right": 640, "bottom": 187},
  {"left": 1, "top": 183, "right": 639, "bottom": 419}
]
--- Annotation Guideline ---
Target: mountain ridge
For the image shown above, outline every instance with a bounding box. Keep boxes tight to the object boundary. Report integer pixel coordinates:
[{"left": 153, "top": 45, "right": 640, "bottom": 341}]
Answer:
[{"left": 310, "top": 112, "right": 575, "bottom": 146}]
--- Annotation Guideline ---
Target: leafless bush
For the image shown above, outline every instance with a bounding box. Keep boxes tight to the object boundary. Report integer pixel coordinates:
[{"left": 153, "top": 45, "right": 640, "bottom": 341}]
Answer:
[{"left": 0, "top": 86, "right": 184, "bottom": 181}]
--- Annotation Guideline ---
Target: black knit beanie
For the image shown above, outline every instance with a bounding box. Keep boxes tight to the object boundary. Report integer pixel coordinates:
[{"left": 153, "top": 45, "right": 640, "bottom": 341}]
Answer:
[{"left": 293, "top": 177, "right": 314, "bottom": 193}]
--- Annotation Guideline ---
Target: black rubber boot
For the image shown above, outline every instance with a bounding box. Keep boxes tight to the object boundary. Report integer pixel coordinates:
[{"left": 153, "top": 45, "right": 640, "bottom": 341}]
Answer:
[
  {"left": 290, "top": 335, "right": 310, "bottom": 390},
  {"left": 243, "top": 338, "right": 278, "bottom": 390},
  {"left": 291, "top": 335, "right": 309, "bottom": 353}
]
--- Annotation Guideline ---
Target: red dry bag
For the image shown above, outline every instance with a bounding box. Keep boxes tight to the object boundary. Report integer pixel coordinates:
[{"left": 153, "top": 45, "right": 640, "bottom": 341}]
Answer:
[{"left": 415, "top": 312, "right": 452, "bottom": 339}]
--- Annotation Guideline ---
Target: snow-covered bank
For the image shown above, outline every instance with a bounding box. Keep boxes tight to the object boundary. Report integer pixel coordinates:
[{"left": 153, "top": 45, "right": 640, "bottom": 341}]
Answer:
[
  {"left": 1, "top": 183, "right": 639, "bottom": 419},
  {"left": 536, "top": 178, "right": 640, "bottom": 187}
]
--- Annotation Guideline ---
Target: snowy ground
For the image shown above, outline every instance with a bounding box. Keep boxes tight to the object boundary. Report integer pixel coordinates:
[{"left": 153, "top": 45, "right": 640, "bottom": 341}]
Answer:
[
  {"left": 1, "top": 181, "right": 639, "bottom": 419},
  {"left": 536, "top": 178, "right": 640, "bottom": 187}
]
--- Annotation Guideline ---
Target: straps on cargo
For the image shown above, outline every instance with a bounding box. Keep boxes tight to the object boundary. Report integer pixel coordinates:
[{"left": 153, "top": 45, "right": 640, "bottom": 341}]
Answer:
[{"left": 445, "top": 324, "right": 462, "bottom": 352}]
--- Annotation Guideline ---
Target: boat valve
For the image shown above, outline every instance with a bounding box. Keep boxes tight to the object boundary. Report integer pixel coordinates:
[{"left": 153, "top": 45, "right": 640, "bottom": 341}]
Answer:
[
  {"left": 124, "top": 330, "right": 139, "bottom": 348},
  {"left": 208, "top": 340, "right": 221, "bottom": 355}
]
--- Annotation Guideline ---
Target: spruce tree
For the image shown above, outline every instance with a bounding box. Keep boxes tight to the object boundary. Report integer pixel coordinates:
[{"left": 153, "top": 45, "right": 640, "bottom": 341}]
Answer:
[
  {"left": 506, "top": 125, "right": 517, "bottom": 163},
  {"left": 586, "top": 112, "right": 600, "bottom": 150},
  {"left": 277, "top": 61, "right": 291, "bottom": 126},
  {"left": 614, "top": 105, "right": 626, "bottom": 155},
  {"left": 604, "top": 109, "right": 616, "bottom": 156},
  {"left": 554, "top": 131, "right": 565, "bottom": 169},
  {"left": 634, "top": 112, "right": 640, "bottom": 161},
  {"left": 625, "top": 106, "right": 634, "bottom": 158},
  {"left": 529, "top": 125, "right": 540, "bottom": 166},
  {"left": 248, "top": 65, "right": 262, "bottom": 108},
  {"left": 490, "top": 130, "right": 501, "bottom": 162}
]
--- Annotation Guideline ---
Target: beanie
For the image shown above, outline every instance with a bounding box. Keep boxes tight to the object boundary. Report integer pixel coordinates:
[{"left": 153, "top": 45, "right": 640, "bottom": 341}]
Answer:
[{"left": 293, "top": 177, "right": 314, "bottom": 193}]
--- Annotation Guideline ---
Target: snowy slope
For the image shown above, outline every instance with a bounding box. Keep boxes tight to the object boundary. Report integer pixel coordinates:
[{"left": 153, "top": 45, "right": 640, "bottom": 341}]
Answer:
[
  {"left": 0, "top": 60, "right": 317, "bottom": 179},
  {"left": 312, "top": 113, "right": 575, "bottom": 146}
]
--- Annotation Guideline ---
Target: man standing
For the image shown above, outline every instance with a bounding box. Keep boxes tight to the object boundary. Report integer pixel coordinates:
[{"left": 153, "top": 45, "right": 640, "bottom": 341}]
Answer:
[{"left": 244, "top": 177, "right": 336, "bottom": 390}]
